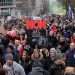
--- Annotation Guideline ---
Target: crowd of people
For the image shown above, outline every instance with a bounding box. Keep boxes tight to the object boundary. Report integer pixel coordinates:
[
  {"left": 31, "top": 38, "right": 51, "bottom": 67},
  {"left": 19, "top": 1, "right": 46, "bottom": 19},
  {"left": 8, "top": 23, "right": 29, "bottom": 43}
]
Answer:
[{"left": 0, "top": 15, "right": 75, "bottom": 75}]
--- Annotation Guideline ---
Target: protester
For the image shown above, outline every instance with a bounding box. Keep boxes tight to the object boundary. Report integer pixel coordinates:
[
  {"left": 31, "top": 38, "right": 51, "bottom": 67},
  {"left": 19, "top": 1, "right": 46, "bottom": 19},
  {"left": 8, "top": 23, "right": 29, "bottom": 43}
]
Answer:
[
  {"left": 65, "top": 43, "right": 75, "bottom": 67},
  {"left": 0, "top": 14, "right": 75, "bottom": 75},
  {"left": 29, "top": 49, "right": 46, "bottom": 75},
  {"left": 3, "top": 53, "right": 26, "bottom": 75},
  {"left": 20, "top": 50, "right": 32, "bottom": 75},
  {"left": 3, "top": 45, "right": 19, "bottom": 62}
]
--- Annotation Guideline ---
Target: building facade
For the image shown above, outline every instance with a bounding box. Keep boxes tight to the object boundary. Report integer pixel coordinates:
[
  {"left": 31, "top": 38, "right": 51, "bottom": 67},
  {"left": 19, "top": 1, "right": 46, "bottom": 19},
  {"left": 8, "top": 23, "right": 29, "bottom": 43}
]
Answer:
[
  {"left": 0, "top": 0, "right": 49, "bottom": 16},
  {"left": 0, "top": 0, "right": 16, "bottom": 16},
  {"left": 16, "top": 0, "right": 49, "bottom": 16}
]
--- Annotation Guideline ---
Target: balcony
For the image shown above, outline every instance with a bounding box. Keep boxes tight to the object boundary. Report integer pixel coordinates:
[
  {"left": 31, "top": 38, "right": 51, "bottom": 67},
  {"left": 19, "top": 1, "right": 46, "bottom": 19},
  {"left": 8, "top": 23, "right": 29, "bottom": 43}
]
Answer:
[
  {"left": 0, "top": 2, "right": 13, "bottom": 6},
  {"left": 0, "top": 5, "right": 16, "bottom": 9},
  {"left": 0, "top": 2, "right": 16, "bottom": 8}
]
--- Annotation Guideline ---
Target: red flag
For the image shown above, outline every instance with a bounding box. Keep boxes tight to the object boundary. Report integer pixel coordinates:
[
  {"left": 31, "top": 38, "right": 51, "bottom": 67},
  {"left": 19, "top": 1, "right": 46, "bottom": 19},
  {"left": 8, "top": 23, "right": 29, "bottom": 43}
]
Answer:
[
  {"left": 26, "top": 19, "right": 46, "bottom": 30},
  {"left": 26, "top": 20, "right": 35, "bottom": 30},
  {"left": 38, "top": 20, "right": 46, "bottom": 29}
]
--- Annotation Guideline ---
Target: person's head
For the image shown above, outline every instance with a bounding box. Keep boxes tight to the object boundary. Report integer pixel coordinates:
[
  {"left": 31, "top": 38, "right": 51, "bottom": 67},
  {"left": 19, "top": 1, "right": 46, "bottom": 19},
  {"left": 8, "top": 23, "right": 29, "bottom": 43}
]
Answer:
[
  {"left": 32, "top": 49, "right": 40, "bottom": 59},
  {"left": 65, "top": 67, "right": 75, "bottom": 75},
  {"left": 49, "top": 48, "right": 57, "bottom": 60},
  {"left": 15, "top": 40, "right": 20, "bottom": 46},
  {"left": 20, "top": 39, "right": 27, "bottom": 45},
  {"left": 22, "top": 50, "right": 27, "bottom": 61},
  {"left": 59, "top": 37, "right": 65, "bottom": 43},
  {"left": 56, "top": 32, "right": 61, "bottom": 40},
  {"left": 5, "top": 53, "right": 13, "bottom": 66},
  {"left": 49, "top": 31, "right": 54, "bottom": 36},
  {"left": 42, "top": 48, "right": 49, "bottom": 57},
  {"left": 70, "top": 43, "right": 75, "bottom": 50},
  {"left": 6, "top": 45, "right": 14, "bottom": 53}
]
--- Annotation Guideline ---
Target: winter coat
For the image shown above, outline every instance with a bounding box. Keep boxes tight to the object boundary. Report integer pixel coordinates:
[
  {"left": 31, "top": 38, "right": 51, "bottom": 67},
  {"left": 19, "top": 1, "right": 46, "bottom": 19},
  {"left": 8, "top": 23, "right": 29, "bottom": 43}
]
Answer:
[
  {"left": 3, "top": 61, "right": 26, "bottom": 75},
  {"left": 29, "top": 67, "right": 49, "bottom": 75},
  {"left": 20, "top": 60, "right": 32, "bottom": 75},
  {"left": 65, "top": 49, "right": 75, "bottom": 67}
]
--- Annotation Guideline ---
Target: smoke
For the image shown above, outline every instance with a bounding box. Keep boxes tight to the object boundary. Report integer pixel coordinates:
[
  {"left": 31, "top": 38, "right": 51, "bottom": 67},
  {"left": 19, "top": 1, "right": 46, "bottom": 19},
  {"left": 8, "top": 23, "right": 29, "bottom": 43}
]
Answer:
[{"left": 49, "top": 0, "right": 66, "bottom": 15}]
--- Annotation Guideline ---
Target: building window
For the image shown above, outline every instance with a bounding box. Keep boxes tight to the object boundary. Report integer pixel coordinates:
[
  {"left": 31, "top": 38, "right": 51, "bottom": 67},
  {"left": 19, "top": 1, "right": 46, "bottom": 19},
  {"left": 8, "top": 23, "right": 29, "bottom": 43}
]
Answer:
[
  {"left": 1, "top": 8, "right": 10, "bottom": 16},
  {"left": 31, "top": 0, "right": 35, "bottom": 9},
  {"left": 0, "top": 0, "right": 13, "bottom": 6}
]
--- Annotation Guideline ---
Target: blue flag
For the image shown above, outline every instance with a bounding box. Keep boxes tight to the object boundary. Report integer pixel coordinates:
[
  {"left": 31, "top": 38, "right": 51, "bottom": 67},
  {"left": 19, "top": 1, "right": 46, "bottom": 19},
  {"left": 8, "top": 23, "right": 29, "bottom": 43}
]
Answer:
[{"left": 67, "top": 0, "right": 74, "bottom": 19}]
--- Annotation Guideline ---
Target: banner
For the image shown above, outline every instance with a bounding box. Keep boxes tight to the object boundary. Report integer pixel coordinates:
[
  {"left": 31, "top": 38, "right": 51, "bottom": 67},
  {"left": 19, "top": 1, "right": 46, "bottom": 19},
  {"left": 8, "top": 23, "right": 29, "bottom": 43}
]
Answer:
[{"left": 26, "top": 19, "right": 46, "bottom": 30}]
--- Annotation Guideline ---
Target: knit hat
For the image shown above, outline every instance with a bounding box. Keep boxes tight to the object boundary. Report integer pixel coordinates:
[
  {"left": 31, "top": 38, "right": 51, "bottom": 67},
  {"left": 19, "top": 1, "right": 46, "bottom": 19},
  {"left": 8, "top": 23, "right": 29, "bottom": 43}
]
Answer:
[{"left": 5, "top": 53, "right": 13, "bottom": 61}]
